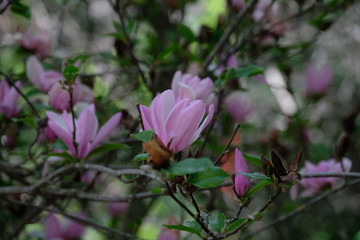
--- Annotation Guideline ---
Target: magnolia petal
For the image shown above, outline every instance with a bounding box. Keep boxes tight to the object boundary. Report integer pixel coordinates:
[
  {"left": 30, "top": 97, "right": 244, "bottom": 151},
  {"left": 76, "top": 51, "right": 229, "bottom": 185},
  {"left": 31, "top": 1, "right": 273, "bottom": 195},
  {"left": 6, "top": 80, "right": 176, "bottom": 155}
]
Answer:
[
  {"left": 76, "top": 104, "right": 99, "bottom": 158},
  {"left": 90, "top": 112, "right": 121, "bottom": 150},
  {"left": 26, "top": 56, "right": 44, "bottom": 91},
  {"left": 44, "top": 214, "right": 62, "bottom": 239},
  {"left": 150, "top": 90, "right": 175, "bottom": 142},
  {"left": 139, "top": 105, "right": 152, "bottom": 130},
  {"left": 62, "top": 213, "right": 87, "bottom": 239}
]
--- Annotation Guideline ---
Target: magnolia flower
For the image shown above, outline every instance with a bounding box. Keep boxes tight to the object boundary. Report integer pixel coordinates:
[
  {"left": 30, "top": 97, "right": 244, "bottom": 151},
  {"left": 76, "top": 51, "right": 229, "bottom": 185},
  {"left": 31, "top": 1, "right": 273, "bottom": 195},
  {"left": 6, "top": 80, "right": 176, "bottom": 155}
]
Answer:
[
  {"left": 46, "top": 104, "right": 121, "bottom": 158},
  {"left": 252, "top": 0, "right": 273, "bottom": 22},
  {"left": 231, "top": 0, "right": 244, "bottom": 11},
  {"left": 158, "top": 217, "right": 180, "bottom": 240},
  {"left": 234, "top": 148, "right": 251, "bottom": 197},
  {"left": 216, "top": 51, "right": 239, "bottom": 76},
  {"left": 224, "top": 92, "right": 253, "bottom": 123},
  {"left": 291, "top": 158, "right": 352, "bottom": 199},
  {"left": 0, "top": 0, "right": 9, "bottom": 8},
  {"left": 26, "top": 56, "right": 62, "bottom": 92},
  {"left": 0, "top": 80, "right": 22, "bottom": 119},
  {"left": 48, "top": 81, "right": 94, "bottom": 111},
  {"left": 139, "top": 90, "right": 214, "bottom": 153},
  {"left": 107, "top": 202, "right": 129, "bottom": 216},
  {"left": 171, "top": 71, "right": 215, "bottom": 108},
  {"left": 38, "top": 126, "right": 57, "bottom": 143},
  {"left": 20, "top": 25, "right": 53, "bottom": 59},
  {"left": 305, "top": 64, "right": 333, "bottom": 97},
  {"left": 44, "top": 213, "right": 87, "bottom": 240}
]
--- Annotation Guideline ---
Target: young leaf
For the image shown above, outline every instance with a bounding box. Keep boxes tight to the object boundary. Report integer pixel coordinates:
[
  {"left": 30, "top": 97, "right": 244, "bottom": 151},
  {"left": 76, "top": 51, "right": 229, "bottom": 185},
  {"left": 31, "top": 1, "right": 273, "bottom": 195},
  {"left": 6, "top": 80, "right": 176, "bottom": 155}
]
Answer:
[
  {"left": 133, "top": 153, "right": 149, "bottom": 162},
  {"left": 177, "top": 24, "right": 197, "bottom": 42},
  {"left": 46, "top": 152, "right": 74, "bottom": 162},
  {"left": 62, "top": 65, "right": 79, "bottom": 84},
  {"left": 246, "top": 180, "right": 272, "bottom": 197},
  {"left": 169, "top": 158, "right": 213, "bottom": 177},
  {"left": 243, "top": 153, "right": 262, "bottom": 167},
  {"left": 11, "top": 2, "right": 31, "bottom": 19},
  {"left": 164, "top": 224, "right": 202, "bottom": 238},
  {"left": 209, "top": 213, "right": 226, "bottom": 233},
  {"left": 236, "top": 172, "right": 272, "bottom": 181},
  {"left": 130, "top": 130, "right": 155, "bottom": 142},
  {"left": 234, "top": 65, "right": 264, "bottom": 78},
  {"left": 188, "top": 167, "right": 229, "bottom": 188},
  {"left": 226, "top": 218, "right": 246, "bottom": 232},
  {"left": 87, "top": 143, "right": 129, "bottom": 158}
]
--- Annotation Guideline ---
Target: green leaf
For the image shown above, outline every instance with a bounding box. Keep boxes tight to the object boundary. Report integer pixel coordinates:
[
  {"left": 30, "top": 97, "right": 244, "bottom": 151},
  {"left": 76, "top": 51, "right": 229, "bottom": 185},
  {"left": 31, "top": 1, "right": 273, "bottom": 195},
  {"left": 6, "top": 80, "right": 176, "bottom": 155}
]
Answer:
[
  {"left": 62, "top": 65, "right": 79, "bottom": 84},
  {"left": 188, "top": 167, "right": 229, "bottom": 188},
  {"left": 130, "top": 130, "right": 155, "bottom": 142},
  {"left": 46, "top": 152, "right": 74, "bottom": 162},
  {"left": 209, "top": 213, "right": 226, "bottom": 233},
  {"left": 177, "top": 24, "right": 197, "bottom": 42},
  {"left": 133, "top": 153, "right": 148, "bottom": 162},
  {"left": 12, "top": 117, "right": 36, "bottom": 128},
  {"left": 246, "top": 180, "right": 272, "bottom": 197},
  {"left": 164, "top": 224, "right": 201, "bottom": 238},
  {"left": 150, "top": 187, "right": 164, "bottom": 194},
  {"left": 87, "top": 143, "right": 129, "bottom": 158},
  {"left": 236, "top": 172, "right": 271, "bottom": 181},
  {"left": 169, "top": 158, "right": 213, "bottom": 177},
  {"left": 243, "top": 153, "right": 262, "bottom": 167},
  {"left": 234, "top": 65, "right": 264, "bottom": 78},
  {"left": 11, "top": 2, "right": 31, "bottom": 19},
  {"left": 226, "top": 218, "right": 246, "bottom": 232}
]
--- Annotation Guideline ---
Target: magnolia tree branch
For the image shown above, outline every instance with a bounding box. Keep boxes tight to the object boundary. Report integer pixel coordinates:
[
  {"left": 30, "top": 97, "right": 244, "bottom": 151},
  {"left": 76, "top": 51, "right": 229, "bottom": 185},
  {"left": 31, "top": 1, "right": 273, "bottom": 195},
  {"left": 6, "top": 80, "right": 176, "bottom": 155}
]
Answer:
[
  {"left": 0, "top": 71, "right": 41, "bottom": 119},
  {"left": 201, "top": 0, "right": 259, "bottom": 73},
  {"left": 1, "top": 197, "right": 142, "bottom": 240}
]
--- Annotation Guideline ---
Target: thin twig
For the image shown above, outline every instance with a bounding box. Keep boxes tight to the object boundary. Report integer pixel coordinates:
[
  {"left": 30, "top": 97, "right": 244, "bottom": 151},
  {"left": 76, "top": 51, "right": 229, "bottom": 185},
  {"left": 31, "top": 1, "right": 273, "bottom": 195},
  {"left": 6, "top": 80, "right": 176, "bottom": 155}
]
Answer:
[
  {"left": 214, "top": 123, "right": 241, "bottom": 166},
  {"left": 0, "top": 72, "right": 41, "bottom": 119},
  {"left": 201, "top": 0, "right": 258, "bottom": 73}
]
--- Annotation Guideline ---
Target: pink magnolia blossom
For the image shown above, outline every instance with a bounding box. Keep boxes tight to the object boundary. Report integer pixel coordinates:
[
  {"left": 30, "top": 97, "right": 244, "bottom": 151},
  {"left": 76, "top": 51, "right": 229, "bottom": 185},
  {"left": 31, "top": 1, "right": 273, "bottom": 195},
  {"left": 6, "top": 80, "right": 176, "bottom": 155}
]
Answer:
[
  {"left": 48, "top": 81, "right": 94, "bottom": 111},
  {"left": 158, "top": 217, "right": 180, "bottom": 240},
  {"left": 26, "top": 56, "right": 62, "bottom": 93},
  {"left": 46, "top": 104, "right": 121, "bottom": 158},
  {"left": 0, "top": 80, "right": 22, "bottom": 119},
  {"left": 231, "top": 0, "right": 244, "bottom": 11},
  {"left": 252, "top": 0, "right": 273, "bottom": 22},
  {"left": 139, "top": 90, "right": 214, "bottom": 153},
  {"left": 44, "top": 213, "right": 87, "bottom": 240},
  {"left": 0, "top": 0, "right": 9, "bottom": 8},
  {"left": 216, "top": 51, "right": 239, "bottom": 76},
  {"left": 20, "top": 26, "right": 53, "bottom": 59},
  {"left": 171, "top": 71, "right": 215, "bottom": 107},
  {"left": 291, "top": 158, "right": 352, "bottom": 199},
  {"left": 305, "top": 64, "right": 333, "bottom": 97},
  {"left": 38, "top": 126, "right": 57, "bottom": 143},
  {"left": 107, "top": 202, "right": 129, "bottom": 216},
  {"left": 224, "top": 92, "right": 253, "bottom": 123},
  {"left": 234, "top": 148, "right": 251, "bottom": 197}
]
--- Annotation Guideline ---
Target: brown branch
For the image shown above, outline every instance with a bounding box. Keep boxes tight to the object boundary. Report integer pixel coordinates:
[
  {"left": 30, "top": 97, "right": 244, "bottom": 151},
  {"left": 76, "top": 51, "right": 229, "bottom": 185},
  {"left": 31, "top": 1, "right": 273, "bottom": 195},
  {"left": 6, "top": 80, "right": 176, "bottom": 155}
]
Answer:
[
  {"left": 201, "top": 0, "right": 258, "bottom": 73},
  {"left": 214, "top": 123, "right": 241, "bottom": 166}
]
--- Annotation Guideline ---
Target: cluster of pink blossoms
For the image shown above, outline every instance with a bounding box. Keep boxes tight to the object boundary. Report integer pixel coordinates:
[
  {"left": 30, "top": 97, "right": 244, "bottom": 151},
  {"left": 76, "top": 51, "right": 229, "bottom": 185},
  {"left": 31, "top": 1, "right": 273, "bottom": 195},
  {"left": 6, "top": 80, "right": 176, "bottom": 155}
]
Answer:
[{"left": 139, "top": 71, "right": 215, "bottom": 153}]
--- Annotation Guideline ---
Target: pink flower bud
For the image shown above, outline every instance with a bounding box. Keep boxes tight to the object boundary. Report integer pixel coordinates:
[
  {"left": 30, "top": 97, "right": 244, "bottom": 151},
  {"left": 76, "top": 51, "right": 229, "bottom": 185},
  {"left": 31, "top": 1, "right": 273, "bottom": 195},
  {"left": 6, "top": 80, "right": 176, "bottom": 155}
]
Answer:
[
  {"left": 20, "top": 25, "right": 53, "bottom": 59},
  {"left": 224, "top": 92, "right": 253, "bottom": 123},
  {"left": 107, "top": 202, "right": 129, "bottom": 216},
  {"left": 139, "top": 90, "right": 214, "bottom": 152},
  {"left": 231, "top": 0, "right": 245, "bottom": 11},
  {"left": 171, "top": 71, "right": 216, "bottom": 108},
  {"left": 158, "top": 217, "right": 180, "bottom": 240},
  {"left": 0, "top": 80, "right": 22, "bottom": 119},
  {"left": 26, "top": 56, "right": 61, "bottom": 92},
  {"left": 44, "top": 213, "right": 87, "bottom": 240},
  {"left": 234, "top": 148, "right": 251, "bottom": 197},
  {"left": 46, "top": 104, "right": 121, "bottom": 158},
  {"left": 291, "top": 158, "right": 352, "bottom": 199},
  {"left": 305, "top": 64, "right": 333, "bottom": 97}
]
